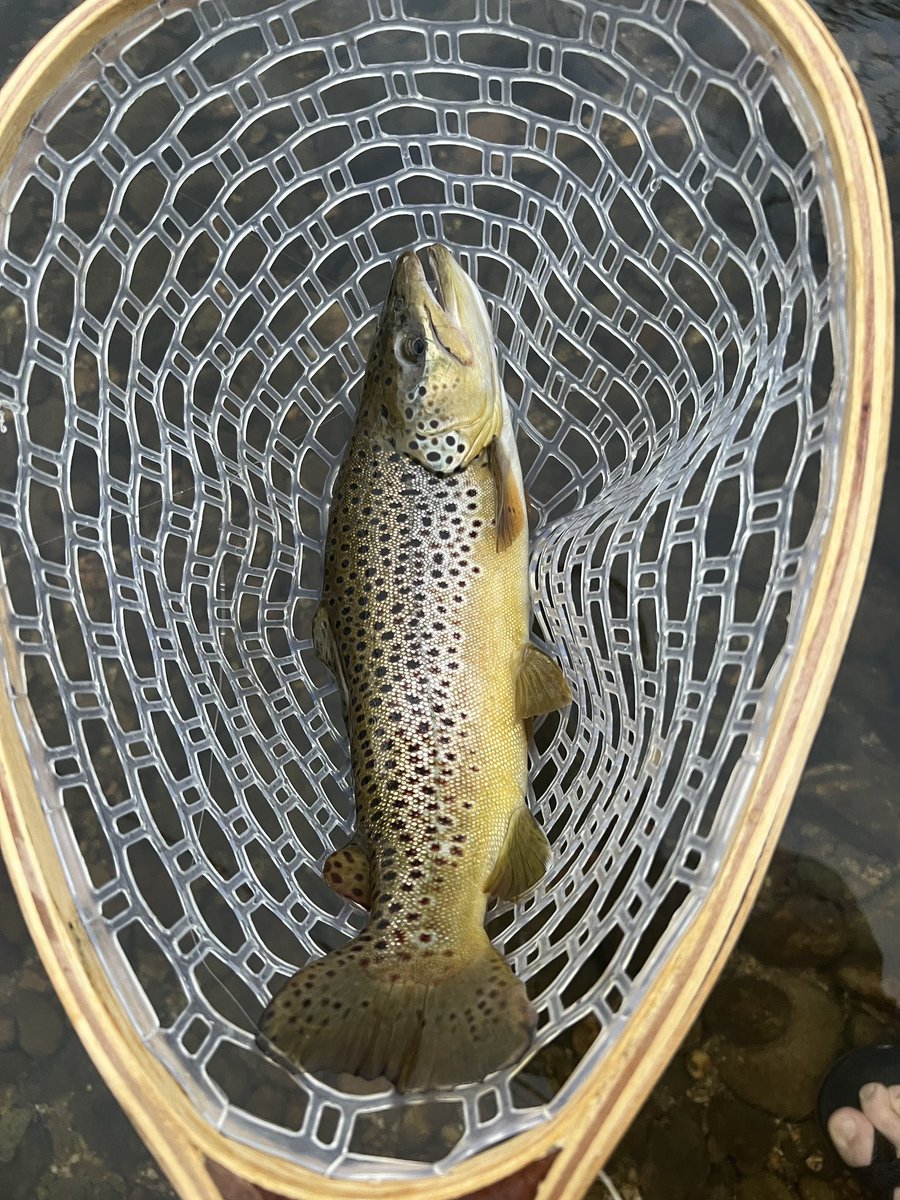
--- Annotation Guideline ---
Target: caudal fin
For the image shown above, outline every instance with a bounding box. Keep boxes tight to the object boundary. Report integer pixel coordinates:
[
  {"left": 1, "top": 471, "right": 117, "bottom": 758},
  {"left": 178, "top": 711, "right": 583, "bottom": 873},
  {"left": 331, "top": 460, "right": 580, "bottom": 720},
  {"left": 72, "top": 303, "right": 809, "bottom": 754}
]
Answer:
[{"left": 259, "top": 936, "right": 535, "bottom": 1091}]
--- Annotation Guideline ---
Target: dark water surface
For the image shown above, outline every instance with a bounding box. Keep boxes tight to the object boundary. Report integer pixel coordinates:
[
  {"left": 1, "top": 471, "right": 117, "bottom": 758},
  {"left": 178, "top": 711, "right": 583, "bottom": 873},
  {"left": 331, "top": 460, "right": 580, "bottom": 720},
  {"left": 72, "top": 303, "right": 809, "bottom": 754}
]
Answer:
[{"left": 0, "top": 1, "right": 897, "bottom": 1198}]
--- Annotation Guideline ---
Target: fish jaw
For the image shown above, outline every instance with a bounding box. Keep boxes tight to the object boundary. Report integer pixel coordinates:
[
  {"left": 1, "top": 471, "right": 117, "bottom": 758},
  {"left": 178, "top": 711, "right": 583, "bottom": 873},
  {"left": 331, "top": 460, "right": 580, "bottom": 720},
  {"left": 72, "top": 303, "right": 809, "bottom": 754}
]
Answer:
[
  {"left": 363, "top": 244, "right": 504, "bottom": 473},
  {"left": 426, "top": 245, "right": 498, "bottom": 385}
]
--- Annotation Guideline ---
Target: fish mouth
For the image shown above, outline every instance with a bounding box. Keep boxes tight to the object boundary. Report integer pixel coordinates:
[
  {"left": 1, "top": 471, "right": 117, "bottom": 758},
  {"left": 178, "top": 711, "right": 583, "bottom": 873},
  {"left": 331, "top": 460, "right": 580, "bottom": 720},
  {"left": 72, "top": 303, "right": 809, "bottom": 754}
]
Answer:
[
  {"left": 383, "top": 245, "right": 502, "bottom": 464},
  {"left": 389, "top": 246, "right": 476, "bottom": 366},
  {"left": 393, "top": 245, "right": 450, "bottom": 317},
  {"left": 424, "top": 245, "right": 449, "bottom": 314},
  {"left": 424, "top": 247, "right": 443, "bottom": 309}
]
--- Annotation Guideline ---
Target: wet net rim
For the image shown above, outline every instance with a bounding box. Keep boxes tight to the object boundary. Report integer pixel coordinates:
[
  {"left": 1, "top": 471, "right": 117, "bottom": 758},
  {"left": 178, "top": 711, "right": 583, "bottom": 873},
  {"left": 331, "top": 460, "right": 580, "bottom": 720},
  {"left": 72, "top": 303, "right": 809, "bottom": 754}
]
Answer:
[{"left": 0, "top": 0, "right": 891, "bottom": 1198}]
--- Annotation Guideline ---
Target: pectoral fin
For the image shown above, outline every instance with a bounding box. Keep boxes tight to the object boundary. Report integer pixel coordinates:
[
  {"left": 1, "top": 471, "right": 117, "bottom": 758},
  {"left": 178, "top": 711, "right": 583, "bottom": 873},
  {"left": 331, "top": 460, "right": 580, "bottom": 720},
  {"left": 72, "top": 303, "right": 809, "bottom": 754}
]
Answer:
[
  {"left": 516, "top": 642, "right": 572, "bottom": 719},
  {"left": 490, "top": 438, "right": 526, "bottom": 552},
  {"left": 485, "top": 806, "right": 550, "bottom": 901}
]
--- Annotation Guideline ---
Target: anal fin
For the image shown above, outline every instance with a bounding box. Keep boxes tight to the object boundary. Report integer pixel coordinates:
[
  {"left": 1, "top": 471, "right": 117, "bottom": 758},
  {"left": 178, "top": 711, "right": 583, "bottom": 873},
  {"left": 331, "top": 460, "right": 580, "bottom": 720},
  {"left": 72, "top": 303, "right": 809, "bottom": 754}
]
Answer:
[
  {"left": 484, "top": 805, "right": 550, "bottom": 901},
  {"left": 323, "top": 839, "right": 372, "bottom": 910},
  {"left": 516, "top": 642, "right": 572, "bottom": 720}
]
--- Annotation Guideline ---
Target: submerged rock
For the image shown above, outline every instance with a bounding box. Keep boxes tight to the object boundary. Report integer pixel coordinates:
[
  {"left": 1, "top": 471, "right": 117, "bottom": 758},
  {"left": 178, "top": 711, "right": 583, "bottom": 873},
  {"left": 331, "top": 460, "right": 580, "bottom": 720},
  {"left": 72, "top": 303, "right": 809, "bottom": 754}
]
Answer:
[
  {"left": 798, "top": 1180, "right": 841, "bottom": 1200},
  {"left": 0, "top": 1110, "right": 52, "bottom": 1200},
  {"left": 0, "top": 1105, "right": 31, "bottom": 1164},
  {"left": 639, "top": 1107, "right": 709, "bottom": 1200},
  {"left": 707, "top": 1095, "right": 780, "bottom": 1174},
  {"left": 716, "top": 973, "right": 842, "bottom": 1119},
  {"left": 743, "top": 893, "right": 849, "bottom": 968},
  {"left": 72, "top": 1084, "right": 153, "bottom": 1178},
  {"left": 704, "top": 975, "right": 792, "bottom": 1046},
  {"left": 848, "top": 1008, "right": 900, "bottom": 1046},
  {"left": 737, "top": 1175, "right": 794, "bottom": 1200},
  {"left": 13, "top": 992, "right": 64, "bottom": 1060}
]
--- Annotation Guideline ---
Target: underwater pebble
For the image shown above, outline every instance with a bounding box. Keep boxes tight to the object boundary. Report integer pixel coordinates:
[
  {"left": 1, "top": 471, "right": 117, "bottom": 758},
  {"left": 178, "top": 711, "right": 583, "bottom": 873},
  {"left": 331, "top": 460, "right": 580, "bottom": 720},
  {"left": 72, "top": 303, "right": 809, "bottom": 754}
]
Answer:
[
  {"left": 707, "top": 1095, "right": 780, "bottom": 1174},
  {"left": 45, "top": 1102, "right": 85, "bottom": 1172},
  {"left": 743, "top": 893, "right": 849, "bottom": 968},
  {"left": 639, "top": 1107, "right": 709, "bottom": 1199},
  {"left": 856, "top": 875, "right": 900, "bottom": 984},
  {"left": 778, "top": 1116, "right": 841, "bottom": 1181},
  {"left": 737, "top": 1175, "right": 794, "bottom": 1200},
  {"left": 0, "top": 1051, "right": 30, "bottom": 1087},
  {"left": 571, "top": 1012, "right": 601, "bottom": 1058},
  {"left": 31, "top": 1035, "right": 98, "bottom": 1105},
  {"left": 686, "top": 1048, "right": 712, "bottom": 1079},
  {"left": 42, "top": 1177, "right": 123, "bottom": 1200},
  {"left": 792, "top": 857, "right": 855, "bottom": 905},
  {"left": 126, "top": 1187, "right": 157, "bottom": 1200},
  {"left": 798, "top": 1179, "right": 838, "bottom": 1200},
  {"left": 0, "top": 1105, "right": 32, "bottom": 1164},
  {"left": 848, "top": 1009, "right": 900, "bottom": 1046},
  {"left": 837, "top": 963, "right": 890, "bottom": 1002},
  {"left": 14, "top": 992, "right": 64, "bottom": 1059},
  {"left": 704, "top": 974, "right": 792, "bottom": 1045},
  {"left": 0, "top": 1109, "right": 52, "bottom": 1199},
  {"left": 72, "top": 1086, "right": 148, "bottom": 1176}
]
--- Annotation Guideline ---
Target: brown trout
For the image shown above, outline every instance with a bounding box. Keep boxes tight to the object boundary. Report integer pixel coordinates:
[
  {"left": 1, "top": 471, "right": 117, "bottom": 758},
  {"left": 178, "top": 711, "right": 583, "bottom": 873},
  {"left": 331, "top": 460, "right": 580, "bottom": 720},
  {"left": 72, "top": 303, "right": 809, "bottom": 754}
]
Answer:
[{"left": 260, "top": 245, "right": 571, "bottom": 1091}]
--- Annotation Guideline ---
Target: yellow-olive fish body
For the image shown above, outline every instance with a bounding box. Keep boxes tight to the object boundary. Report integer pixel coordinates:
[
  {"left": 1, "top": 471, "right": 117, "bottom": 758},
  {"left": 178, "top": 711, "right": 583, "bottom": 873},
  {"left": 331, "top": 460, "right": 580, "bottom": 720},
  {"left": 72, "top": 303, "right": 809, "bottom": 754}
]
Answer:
[{"left": 260, "top": 245, "right": 571, "bottom": 1091}]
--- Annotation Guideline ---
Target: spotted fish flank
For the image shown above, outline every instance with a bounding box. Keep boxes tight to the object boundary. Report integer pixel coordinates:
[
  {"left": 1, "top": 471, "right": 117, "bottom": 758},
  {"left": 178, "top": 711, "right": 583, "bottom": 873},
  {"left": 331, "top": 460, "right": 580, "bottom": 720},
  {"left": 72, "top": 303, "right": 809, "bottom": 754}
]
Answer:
[{"left": 259, "top": 245, "right": 571, "bottom": 1091}]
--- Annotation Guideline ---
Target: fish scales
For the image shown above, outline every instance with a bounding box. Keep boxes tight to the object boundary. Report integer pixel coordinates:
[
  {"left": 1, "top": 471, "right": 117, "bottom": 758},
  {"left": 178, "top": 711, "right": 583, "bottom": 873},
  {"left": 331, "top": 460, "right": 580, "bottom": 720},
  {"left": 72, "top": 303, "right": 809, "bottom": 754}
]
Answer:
[
  {"left": 328, "top": 419, "right": 528, "bottom": 934},
  {"left": 260, "top": 245, "right": 571, "bottom": 1091}
]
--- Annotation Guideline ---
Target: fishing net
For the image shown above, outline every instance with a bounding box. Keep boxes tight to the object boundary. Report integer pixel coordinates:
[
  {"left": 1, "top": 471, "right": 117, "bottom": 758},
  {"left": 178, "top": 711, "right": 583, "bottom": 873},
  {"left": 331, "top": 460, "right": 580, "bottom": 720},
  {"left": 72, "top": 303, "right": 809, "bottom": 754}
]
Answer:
[{"left": 0, "top": 0, "right": 887, "bottom": 1192}]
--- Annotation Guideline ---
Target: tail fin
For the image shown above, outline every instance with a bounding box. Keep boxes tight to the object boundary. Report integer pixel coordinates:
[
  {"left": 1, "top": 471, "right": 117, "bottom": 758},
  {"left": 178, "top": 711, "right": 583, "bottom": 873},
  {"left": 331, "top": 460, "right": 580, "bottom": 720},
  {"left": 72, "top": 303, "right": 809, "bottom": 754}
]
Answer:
[{"left": 259, "top": 935, "right": 535, "bottom": 1091}]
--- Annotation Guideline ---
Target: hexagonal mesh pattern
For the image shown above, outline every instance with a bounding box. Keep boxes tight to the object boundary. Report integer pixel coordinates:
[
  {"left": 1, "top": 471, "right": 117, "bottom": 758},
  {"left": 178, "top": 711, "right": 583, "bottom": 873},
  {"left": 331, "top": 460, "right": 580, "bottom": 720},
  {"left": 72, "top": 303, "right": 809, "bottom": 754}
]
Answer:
[{"left": 0, "top": 0, "right": 840, "bottom": 1179}]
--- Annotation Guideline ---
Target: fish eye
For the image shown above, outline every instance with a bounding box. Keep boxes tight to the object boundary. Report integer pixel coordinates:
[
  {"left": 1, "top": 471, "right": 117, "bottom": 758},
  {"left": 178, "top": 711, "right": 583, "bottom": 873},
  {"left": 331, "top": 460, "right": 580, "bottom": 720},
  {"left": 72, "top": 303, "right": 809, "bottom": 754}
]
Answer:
[{"left": 400, "top": 335, "right": 427, "bottom": 363}]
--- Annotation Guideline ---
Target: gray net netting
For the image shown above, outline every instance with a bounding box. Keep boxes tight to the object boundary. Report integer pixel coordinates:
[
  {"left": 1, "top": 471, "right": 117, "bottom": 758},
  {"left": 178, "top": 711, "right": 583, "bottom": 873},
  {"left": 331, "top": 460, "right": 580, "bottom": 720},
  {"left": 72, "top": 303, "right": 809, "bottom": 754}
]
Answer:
[{"left": 0, "top": 0, "right": 840, "bottom": 1180}]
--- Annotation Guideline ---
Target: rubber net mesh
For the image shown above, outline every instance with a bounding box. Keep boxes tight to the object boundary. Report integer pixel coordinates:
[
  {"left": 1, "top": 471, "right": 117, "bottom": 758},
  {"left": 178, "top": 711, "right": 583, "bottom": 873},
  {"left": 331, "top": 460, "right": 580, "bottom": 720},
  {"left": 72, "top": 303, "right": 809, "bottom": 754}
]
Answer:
[{"left": 0, "top": 0, "right": 841, "bottom": 1179}]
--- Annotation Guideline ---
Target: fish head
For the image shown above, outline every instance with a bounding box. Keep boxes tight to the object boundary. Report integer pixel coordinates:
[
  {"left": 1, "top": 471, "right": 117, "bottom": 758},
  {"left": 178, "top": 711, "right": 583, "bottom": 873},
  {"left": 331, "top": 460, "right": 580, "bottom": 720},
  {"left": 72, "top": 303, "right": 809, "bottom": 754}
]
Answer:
[{"left": 364, "top": 245, "right": 503, "bottom": 472}]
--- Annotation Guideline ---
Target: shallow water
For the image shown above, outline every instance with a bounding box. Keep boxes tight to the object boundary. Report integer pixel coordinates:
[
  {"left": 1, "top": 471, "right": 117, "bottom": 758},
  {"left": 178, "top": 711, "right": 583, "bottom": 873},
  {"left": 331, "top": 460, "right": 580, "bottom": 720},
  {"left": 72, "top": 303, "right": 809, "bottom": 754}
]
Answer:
[{"left": 0, "top": 0, "right": 897, "bottom": 1197}]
